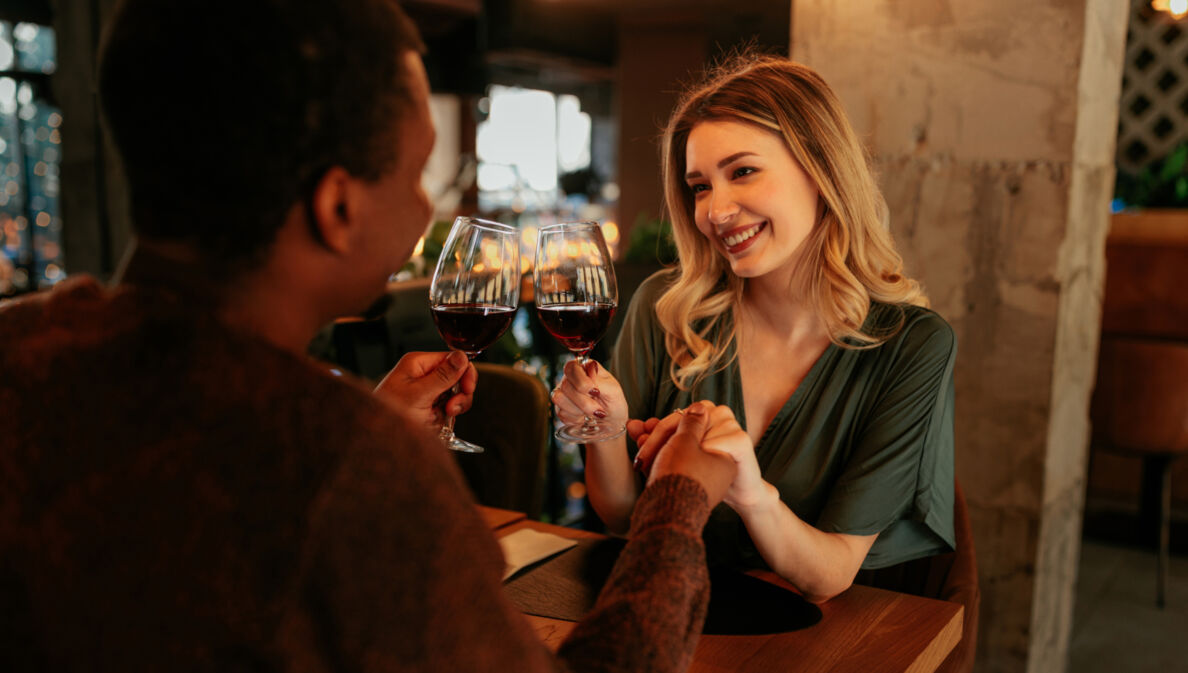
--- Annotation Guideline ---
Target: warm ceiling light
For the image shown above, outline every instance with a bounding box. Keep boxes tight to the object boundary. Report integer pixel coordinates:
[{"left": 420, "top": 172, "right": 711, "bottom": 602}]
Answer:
[{"left": 1154, "top": 0, "right": 1188, "bottom": 20}]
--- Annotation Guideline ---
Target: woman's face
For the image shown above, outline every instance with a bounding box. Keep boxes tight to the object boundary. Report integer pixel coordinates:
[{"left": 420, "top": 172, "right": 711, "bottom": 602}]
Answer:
[{"left": 683, "top": 120, "right": 819, "bottom": 285}]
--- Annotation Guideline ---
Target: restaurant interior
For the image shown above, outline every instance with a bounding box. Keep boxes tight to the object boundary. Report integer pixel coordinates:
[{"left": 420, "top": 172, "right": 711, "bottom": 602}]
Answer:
[{"left": 1, "top": 0, "right": 1185, "bottom": 672}]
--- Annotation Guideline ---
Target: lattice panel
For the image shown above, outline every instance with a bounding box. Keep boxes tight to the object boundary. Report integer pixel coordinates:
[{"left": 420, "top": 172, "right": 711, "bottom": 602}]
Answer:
[{"left": 1118, "top": 0, "right": 1188, "bottom": 173}]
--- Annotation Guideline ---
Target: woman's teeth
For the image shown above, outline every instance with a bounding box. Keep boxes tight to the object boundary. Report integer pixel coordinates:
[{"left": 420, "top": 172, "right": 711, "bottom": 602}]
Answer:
[{"left": 724, "top": 223, "right": 764, "bottom": 247}]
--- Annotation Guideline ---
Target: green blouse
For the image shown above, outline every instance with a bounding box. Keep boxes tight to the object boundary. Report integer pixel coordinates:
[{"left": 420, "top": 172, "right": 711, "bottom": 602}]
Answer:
[{"left": 611, "top": 272, "right": 956, "bottom": 570}]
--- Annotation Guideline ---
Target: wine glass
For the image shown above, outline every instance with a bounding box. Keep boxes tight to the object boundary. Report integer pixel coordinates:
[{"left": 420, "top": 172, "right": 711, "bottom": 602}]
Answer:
[
  {"left": 533, "top": 221, "right": 624, "bottom": 443},
  {"left": 429, "top": 216, "right": 520, "bottom": 453}
]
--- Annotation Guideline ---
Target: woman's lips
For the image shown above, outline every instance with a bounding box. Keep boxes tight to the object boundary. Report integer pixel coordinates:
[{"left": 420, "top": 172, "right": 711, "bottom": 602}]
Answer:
[{"left": 721, "top": 221, "right": 767, "bottom": 255}]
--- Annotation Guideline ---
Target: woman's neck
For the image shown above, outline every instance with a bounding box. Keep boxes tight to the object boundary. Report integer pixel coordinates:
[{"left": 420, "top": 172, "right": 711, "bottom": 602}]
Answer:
[{"left": 739, "top": 272, "right": 826, "bottom": 346}]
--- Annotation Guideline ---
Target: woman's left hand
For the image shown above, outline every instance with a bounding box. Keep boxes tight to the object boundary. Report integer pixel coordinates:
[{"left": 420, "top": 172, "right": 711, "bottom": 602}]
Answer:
[{"left": 697, "top": 405, "right": 768, "bottom": 510}]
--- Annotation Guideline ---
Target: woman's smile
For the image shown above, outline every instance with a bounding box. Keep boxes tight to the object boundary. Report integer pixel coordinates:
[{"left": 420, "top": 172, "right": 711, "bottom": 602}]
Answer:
[{"left": 720, "top": 220, "right": 768, "bottom": 255}]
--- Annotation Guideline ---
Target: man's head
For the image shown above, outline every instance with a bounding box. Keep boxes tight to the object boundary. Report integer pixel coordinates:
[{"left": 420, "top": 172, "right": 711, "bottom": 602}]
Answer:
[{"left": 98, "top": 0, "right": 431, "bottom": 275}]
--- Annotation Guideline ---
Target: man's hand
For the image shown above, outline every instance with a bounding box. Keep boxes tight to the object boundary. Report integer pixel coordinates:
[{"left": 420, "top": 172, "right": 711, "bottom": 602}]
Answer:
[
  {"left": 632, "top": 403, "right": 765, "bottom": 511},
  {"left": 374, "top": 351, "right": 477, "bottom": 429},
  {"left": 630, "top": 401, "right": 736, "bottom": 508}
]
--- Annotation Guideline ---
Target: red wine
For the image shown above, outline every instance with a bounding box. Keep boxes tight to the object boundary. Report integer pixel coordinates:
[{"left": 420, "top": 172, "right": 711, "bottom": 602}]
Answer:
[
  {"left": 431, "top": 304, "right": 516, "bottom": 355},
  {"left": 536, "top": 303, "right": 616, "bottom": 355}
]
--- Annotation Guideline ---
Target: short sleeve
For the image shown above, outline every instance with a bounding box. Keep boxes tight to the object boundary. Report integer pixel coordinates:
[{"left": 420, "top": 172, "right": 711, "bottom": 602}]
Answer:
[{"left": 816, "top": 311, "right": 957, "bottom": 568}]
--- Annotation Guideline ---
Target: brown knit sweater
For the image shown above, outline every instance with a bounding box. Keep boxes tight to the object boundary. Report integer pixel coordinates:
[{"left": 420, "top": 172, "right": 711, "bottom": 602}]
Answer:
[{"left": 0, "top": 268, "right": 712, "bottom": 672}]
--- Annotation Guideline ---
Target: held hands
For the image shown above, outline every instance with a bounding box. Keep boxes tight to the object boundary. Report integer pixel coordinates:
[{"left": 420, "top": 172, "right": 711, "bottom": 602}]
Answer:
[
  {"left": 628, "top": 401, "right": 735, "bottom": 507},
  {"left": 632, "top": 403, "right": 769, "bottom": 511},
  {"left": 550, "top": 359, "right": 628, "bottom": 436},
  {"left": 374, "top": 351, "right": 477, "bottom": 430}
]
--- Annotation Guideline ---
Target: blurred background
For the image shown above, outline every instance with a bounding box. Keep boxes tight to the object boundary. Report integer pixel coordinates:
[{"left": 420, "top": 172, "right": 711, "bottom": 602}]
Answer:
[{"left": 1, "top": 1, "right": 1184, "bottom": 672}]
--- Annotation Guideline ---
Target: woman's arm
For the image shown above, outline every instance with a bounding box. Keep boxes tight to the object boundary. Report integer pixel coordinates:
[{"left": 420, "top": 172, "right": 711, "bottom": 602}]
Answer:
[
  {"left": 551, "top": 358, "right": 639, "bottom": 534},
  {"left": 634, "top": 406, "right": 874, "bottom": 602},
  {"left": 732, "top": 483, "right": 875, "bottom": 603},
  {"left": 740, "top": 314, "right": 958, "bottom": 600}
]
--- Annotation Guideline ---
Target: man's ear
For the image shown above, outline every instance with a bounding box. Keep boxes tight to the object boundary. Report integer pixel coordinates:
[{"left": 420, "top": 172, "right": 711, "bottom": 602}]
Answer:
[{"left": 308, "top": 166, "right": 359, "bottom": 255}]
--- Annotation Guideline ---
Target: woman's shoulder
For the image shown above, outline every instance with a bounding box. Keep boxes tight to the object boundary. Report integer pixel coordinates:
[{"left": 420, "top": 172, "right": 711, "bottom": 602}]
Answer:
[{"left": 869, "top": 302, "right": 956, "bottom": 358}]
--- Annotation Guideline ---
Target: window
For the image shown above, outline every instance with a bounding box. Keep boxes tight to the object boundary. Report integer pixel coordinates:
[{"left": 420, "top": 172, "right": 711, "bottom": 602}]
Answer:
[
  {"left": 0, "top": 21, "right": 61, "bottom": 296},
  {"left": 476, "top": 85, "right": 592, "bottom": 213}
]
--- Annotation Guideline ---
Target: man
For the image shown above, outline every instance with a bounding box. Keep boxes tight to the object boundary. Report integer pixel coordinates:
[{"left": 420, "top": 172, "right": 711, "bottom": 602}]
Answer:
[{"left": 0, "top": 1, "right": 736, "bottom": 671}]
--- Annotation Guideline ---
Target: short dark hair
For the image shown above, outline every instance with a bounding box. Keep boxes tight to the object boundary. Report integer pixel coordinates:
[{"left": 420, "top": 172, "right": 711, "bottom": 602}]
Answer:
[{"left": 98, "top": 0, "right": 426, "bottom": 265}]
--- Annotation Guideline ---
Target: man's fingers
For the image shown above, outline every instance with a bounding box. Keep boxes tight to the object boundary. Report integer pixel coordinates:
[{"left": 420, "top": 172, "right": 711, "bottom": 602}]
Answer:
[
  {"left": 633, "top": 411, "right": 684, "bottom": 474},
  {"left": 445, "top": 391, "right": 472, "bottom": 416},
  {"left": 433, "top": 350, "right": 469, "bottom": 387},
  {"left": 672, "top": 402, "right": 709, "bottom": 437},
  {"left": 626, "top": 418, "right": 648, "bottom": 442}
]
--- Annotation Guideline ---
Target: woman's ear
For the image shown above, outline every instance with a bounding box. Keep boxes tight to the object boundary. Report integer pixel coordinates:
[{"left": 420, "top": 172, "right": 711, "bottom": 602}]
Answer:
[{"left": 308, "top": 166, "right": 358, "bottom": 255}]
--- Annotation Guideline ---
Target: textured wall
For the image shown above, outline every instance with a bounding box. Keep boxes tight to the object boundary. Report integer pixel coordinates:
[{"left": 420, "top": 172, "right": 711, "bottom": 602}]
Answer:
[{"left": 790, "top": 1, "right": 1127, "bottom": 671}]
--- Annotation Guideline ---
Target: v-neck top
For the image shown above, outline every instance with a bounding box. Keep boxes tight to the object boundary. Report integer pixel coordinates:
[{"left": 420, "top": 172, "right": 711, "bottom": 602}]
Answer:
[{"left": 612, "top": 272, "right": 957, "bottom": 570}]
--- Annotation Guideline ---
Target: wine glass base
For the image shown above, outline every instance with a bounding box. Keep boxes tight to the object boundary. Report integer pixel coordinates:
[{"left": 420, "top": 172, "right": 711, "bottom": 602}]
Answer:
[
  {"left": 555, "top": 421, "right": 626, "bottom": 444},
  {"left": 441, "top": 430, "right": 485, "bottom": 453},
  {"left": 447, "top": 437, "right": 485, "bottom": 453}
]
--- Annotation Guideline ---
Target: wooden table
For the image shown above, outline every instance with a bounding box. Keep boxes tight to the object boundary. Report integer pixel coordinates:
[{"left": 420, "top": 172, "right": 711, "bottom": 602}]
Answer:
[
  {"left": 477, "top": 504, "right": 526, "bottom": 531},
  {"left": 480, "top": 508, "right": 963, "bottom": 673}
]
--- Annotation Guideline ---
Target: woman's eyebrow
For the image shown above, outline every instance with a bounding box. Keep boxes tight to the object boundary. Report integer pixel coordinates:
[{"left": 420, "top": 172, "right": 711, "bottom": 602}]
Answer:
[{"left": 684, "top": 151, "right": 759, "bottom": 180}]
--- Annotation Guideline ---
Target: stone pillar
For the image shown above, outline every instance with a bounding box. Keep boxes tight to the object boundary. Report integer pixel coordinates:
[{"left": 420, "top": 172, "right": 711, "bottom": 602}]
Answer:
[{"left": 790, "top": 2, "right": 1127, "bottom": 672}]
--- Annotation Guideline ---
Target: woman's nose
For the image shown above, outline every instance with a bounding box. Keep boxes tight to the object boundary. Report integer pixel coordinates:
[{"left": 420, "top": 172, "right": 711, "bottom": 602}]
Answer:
[{"left": 707, "top": 188, "right": 739, "bottom": 226}]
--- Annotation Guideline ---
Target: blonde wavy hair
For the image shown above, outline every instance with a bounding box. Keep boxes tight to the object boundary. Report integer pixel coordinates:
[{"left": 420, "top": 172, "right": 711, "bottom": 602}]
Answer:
[{"left": 657, "top": 53, "right": 927, "bottom": 390}]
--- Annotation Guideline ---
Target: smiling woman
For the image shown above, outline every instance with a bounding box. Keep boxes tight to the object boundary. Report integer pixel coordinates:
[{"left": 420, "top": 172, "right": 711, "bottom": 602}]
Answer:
[
  {"left": 656, "top": 55, "right": 928, "bottom": 389},
  {"left": 550, "top": 52, "right": 957, "bottom": 606}
]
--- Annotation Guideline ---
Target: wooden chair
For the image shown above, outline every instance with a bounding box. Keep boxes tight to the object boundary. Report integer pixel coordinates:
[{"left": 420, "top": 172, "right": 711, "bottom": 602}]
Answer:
[
  {"left": 1090, "top": 335, "right": 1188, "bottom": 608},
  {"left": 854, "top": 480, "right": 980, "bottom": 673},
  {"left": 453, "top": 363, "right": 552, "bottom": 520}
]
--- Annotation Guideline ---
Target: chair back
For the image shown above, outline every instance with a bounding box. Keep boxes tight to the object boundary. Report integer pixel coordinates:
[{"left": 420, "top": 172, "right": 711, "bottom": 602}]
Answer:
[
  {"left": 453, "top": 363, "right": 551, "bottom": 519},
  {"left": 854, "top": 480, "right": 979, "bottom": 673},
  {"left": 1091, "top": 336, "right": 1188, "bottom": 455}
]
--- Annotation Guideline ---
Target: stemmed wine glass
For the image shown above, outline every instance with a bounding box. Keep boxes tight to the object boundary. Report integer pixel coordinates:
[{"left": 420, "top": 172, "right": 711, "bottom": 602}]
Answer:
[
  {"left": 534, "top": 221, "right": 624, "bottom": 443},
  {"left": 429, "top": 216, "right": 520, "bottom": 453}
]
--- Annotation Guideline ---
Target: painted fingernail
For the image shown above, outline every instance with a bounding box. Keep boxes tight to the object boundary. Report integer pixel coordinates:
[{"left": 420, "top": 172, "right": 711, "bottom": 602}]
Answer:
[
  {"left": 632, "top": 456, "right": 642, "bottom": 471},
  {"left": 593, "top": 409, "right": 607, "bottom": 419},
  {"left": 588, "top": 388, "right": 600, "bottom": 398}
]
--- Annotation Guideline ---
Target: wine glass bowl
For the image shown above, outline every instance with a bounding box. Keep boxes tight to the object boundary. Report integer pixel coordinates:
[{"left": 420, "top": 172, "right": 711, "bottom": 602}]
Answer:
[
  {"left": 429, "top": 216, "right": 520, "bottom": 452},
  {"left": 534, "top": 222, "right": 624, "bottom": 443}
]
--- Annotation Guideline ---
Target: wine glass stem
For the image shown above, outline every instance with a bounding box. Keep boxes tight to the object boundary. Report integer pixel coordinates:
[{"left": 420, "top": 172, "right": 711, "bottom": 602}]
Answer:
[
  {"left": 439, "top": 381, "right": 461, "bottom": 441},
  {"left": 439, "top": 351, "right": 474, "bottom": 442},
  {"left": 577, "top": 354, "right": 600, "bottom": 431}
]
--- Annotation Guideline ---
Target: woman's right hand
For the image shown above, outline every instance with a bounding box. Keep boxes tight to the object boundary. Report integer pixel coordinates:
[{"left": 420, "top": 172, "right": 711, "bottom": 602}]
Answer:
[
  {"left": 633, "top": 403, "right": 768, "bottom": 511},
  {"left": 550, "top": 359, "right": 629, "bottom": 436}
]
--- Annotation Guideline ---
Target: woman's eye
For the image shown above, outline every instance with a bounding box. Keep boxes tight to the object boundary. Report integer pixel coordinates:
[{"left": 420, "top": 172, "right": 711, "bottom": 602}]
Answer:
[
  {"left": 732, "top": 166, "right": 757, "bottom": 179},
  {"left": 689, "top": 183, "right": 708, "bottom": 194}
]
